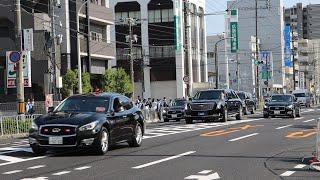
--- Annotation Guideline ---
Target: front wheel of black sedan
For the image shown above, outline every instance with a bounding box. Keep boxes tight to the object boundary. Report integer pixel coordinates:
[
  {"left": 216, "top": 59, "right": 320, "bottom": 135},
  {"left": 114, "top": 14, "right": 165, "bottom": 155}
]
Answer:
[
  {"left": 296, "top": 108, "right": 301, "bottom": 117},
  {"left": 186, "top": 118, "right": 194, "bottom": 124},
  {"left": 128, "top": 123, "right": 143, "bottom": 147},
  {"left": 31, "top": 144, "right": 47, "bottom": 155},
  {"left": 220, "top": 108, "right": 228, "bottom": 122},
  {"left": 94, "top": 127, "right": 109, "bottom": 155},
  {"left": 236, "top": 106, "right": 243, "bottom": 120}
]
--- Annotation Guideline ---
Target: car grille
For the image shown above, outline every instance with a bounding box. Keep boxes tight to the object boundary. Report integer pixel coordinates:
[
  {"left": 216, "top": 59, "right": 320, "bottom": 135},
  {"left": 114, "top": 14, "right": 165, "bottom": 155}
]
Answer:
[
  {"left": 269, "top": 106, "right": 285, "bottom": 111},
  {"left": 190, "top": 104, "right": 214, "bottom": 111},
  {"left": 40, "top": 125, "right": 77, "bottom": 136},
  {"left": 168, "top": 110, "right": 182, "bottom": 114}
]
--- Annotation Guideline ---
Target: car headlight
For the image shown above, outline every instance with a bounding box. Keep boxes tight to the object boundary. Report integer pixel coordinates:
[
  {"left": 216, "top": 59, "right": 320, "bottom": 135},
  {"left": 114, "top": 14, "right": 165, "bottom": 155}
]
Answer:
[
  {"left": 264, "top": 105, "right": 268, "bottom": 109},
  {"left": 287, "top": 105, "right": 293, "bottom": 109},
  {"left": 79, "top": 121, "right": 99, "bottom": 131},
  {"left": 31, "top": 121, "right": 38, "bottom": 130}
]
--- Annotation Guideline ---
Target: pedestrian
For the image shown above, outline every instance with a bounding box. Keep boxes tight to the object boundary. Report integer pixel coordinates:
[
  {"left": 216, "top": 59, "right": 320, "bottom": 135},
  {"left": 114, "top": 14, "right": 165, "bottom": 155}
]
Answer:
[
  {"left": 162, "top": 97, "right": 168, "bottom": 107},
  {"left": 168, "top": 99, "right": 173, "bottom": 107},
  {"left": 25, "top": 99, "right": 34, "bottom": 114}
]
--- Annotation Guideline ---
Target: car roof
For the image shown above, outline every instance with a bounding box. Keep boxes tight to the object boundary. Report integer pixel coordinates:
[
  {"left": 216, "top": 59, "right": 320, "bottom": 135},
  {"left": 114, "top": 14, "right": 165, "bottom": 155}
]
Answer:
[
  {"left": 272, "top": 94, "right": 293, "bottom": 96},
  {"left": 70, "top": 92, "right": 124, "bottom": 99}
]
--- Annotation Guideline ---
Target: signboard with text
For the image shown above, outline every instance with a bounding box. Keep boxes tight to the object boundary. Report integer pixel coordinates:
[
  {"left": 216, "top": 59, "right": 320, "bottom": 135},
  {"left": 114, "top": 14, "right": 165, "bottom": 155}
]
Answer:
[
  {"left": 6, "top": 51, "right": 32, "bottom": 88},
  {"left": 23, "top": 28, "right": 34, "bottom": 51},
  {"left": 284, "top": 25, "right": 292, "bottom": 67},
  {"left": 229, "top": 9, "right": 238, "bottom": 53},
  {"left": 174, "top": 0, "right": 182, "bottom": 50}
]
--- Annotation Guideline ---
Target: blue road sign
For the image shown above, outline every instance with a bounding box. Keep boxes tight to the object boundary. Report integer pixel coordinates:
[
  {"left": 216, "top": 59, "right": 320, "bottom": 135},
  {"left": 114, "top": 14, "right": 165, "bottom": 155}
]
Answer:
[{"left": 9, "top": 51, "right": 21, "bottom": 63}]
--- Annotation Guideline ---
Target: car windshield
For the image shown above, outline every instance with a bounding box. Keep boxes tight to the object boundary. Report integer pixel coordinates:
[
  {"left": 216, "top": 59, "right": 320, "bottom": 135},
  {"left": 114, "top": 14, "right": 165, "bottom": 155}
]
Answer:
[
  {"left": 271, "top": 95, "right": 292, "bottom": 102},
  {"left": 193, "top": 90, "right": 222, "bottom": 100},
  {"left": 237, "top": 93, "right": 245, "bottom": 100},
  {"left": 173, "top": 100, "right": 186, "bottom": 107},
  {"left": 55, "top": 97, "right": 109, "bottom": 113},
  {"left": 293, "top": 93, "right": 306, "bottom": 97}
]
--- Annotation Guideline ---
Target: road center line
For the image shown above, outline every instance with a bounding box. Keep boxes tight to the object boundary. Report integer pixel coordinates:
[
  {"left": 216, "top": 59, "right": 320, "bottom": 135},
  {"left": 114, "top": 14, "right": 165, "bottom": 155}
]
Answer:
[
  {"left": 74, "top": 166, "right": 91, "bottom": 170},
  {"left": 294, "top": 164, "right": 306, "bottom": 169},
  {"left": 276, "top": 124, "right": 293, "bottom": 130},
  {"left": 228, "top": 133, "right": 259, "bottom": 142},
  {"left": 280, "top": 171, "right": 295, "bottom": 177},
  {"left": 303, "top": 119, "right": 315, "bottom": 123},
  {"left": 132, "top": 151, "right": 196, "bottom": 169},
  {"left": 27, "top": 165, "right": 46, "bottom": 170},
  {"left": 2, "top": 170, "right": 23, "bottom": 174},
  {"left": 52, "top": 171, "right": 71, "bottom": 176}
]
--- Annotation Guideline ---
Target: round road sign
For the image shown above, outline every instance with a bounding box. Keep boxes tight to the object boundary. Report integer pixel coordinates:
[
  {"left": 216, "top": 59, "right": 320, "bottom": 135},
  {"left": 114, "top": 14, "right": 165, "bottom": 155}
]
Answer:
[
  {"left": 183, "top": 76, "right": 190, "bottom": 84},
  {"left": 9, "top": 51, "right": 21, "bottom": 63}
]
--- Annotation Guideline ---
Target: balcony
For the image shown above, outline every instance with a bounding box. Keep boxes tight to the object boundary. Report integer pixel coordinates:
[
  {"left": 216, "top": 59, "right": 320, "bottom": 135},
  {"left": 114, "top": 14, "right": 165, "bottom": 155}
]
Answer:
[
  {"left": 80, "top": 37, "right": 115, "bottom": 59},
  {"left": 79, "top": 3, "right": 114, "bottom": 25}
]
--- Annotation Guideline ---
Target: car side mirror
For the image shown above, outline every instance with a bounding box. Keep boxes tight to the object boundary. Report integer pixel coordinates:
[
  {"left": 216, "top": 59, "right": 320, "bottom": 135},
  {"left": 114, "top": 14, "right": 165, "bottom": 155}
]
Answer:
[
  {"left": 108, "top": 110, "right": 115, "bottom": 117},
  {"left": 189, "top": 98, "right": 192, "bottom": 101},
  {"left": 48, "top": 107, "right": 55, "bottom": 113}
]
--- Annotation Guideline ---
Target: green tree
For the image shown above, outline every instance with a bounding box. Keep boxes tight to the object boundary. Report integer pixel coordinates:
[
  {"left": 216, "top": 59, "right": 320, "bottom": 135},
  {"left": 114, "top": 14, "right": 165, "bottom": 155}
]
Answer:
[
  {"left": 82, "top": 72, "right": 92, "bottom": 93},
  {"left": 62, "top": 69, "right": 77, "bottom": 98},
  {"left": 103, "top": 68, "right": 133, "bottom": 95}
]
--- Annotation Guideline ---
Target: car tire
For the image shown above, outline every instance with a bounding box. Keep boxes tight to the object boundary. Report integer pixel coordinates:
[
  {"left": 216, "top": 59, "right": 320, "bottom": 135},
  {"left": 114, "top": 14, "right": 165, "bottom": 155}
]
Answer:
[
  {"left": 128, "top": 123, "right": 143, "bottom": 147},
  {"left": 236, "top": 106, "right": 243, "bottom": 120},
  {"left": 220, "top": 108, "right": 228, "bottom": 122},
  {"left": 31, "top": 144, "right": 47, "bottom": 155},
  {"left": 164, "top": 118, "right": 169, "bottom": 122},
  {"left": 291, "top": 109, "right": 296, "bottom": 118},
  {"left": 263, "top": 114, "right": 269, "bottom": 118},
  {"left": 296, "top": 108, "right": 301, "bottom": 117},
  {"left": 94, "top": 127, "right": 109, "bottom": 155},
  {"left": 186, "top": 118, "right": 193, "bottom": 124}
]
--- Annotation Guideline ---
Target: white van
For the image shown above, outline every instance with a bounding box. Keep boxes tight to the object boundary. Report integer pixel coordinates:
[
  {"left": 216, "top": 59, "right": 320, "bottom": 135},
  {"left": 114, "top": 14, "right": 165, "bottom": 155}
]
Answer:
[{"left": 292, "top": 89, "right": 311, "bottom": 107}]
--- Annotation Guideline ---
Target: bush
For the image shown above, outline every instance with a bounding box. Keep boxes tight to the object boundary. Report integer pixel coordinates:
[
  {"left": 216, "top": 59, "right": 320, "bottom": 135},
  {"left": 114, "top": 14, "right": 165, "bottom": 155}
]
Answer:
[{"left": 103, "top": 68, "right": 133, "bottom": 96}]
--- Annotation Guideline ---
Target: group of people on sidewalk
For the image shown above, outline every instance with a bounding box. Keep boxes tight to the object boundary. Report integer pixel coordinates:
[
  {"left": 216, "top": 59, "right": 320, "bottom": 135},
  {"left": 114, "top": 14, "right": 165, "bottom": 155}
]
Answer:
[{"left": 25, "top": 99, "right": 35, "bottom": 115}]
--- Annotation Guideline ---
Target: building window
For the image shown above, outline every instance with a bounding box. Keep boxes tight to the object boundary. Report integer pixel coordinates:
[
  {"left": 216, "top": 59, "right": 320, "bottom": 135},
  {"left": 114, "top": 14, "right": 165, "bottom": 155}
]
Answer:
[
  {"left": 90, "top": 0, "right": 99, "bottom": 5},
  {"left": 148, "top": 9, "right": 174, "bottom": 23},
  {"left": 91, "top": 32, "right": 102, "bottom": 42}
]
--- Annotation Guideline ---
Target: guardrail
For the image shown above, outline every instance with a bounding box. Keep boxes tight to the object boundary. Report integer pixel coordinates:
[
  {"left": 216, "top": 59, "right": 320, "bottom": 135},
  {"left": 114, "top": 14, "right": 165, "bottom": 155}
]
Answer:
[{"left": 0, "top": 114, "right": 41, "bottom": 137}]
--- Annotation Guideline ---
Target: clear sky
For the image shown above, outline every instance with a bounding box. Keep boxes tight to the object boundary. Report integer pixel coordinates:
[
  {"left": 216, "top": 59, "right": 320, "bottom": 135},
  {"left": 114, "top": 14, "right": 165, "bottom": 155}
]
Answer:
[{"left": 206, "top": 0, "right": 320, "bottom": 36}]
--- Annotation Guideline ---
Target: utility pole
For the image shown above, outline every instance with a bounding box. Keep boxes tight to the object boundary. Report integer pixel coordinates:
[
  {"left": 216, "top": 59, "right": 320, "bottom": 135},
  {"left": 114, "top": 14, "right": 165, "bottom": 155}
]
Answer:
[
  {"left": 291, "top": 29, "right": 296, "bottom": 90},
  {"left": 125, "top": 18, "right": 137, "bottom": 99},
  {"left": 85, "top": 1, "right": 91, "bottom": 73},
  {"left": 50, "top": 0, "right": 57, "bottom": 99},
  {"left": 185, "top": 0, "right": 193, "bottom": 97},
  {"left": 236, "top": 52, "right": 240, "bottom": 91},
  {"left": 255, "top": 0, "right": 260, "bottom": 104},
  {"left": 15, "top": 0, "right": 24, "bottom": 114}
]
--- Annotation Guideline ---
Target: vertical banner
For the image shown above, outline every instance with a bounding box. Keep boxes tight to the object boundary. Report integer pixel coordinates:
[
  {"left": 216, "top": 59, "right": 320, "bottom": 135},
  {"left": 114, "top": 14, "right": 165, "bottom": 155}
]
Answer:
[
  {"left": 230, "top": 9, "right": 238, "bottom": 53},
  {"left": 284, "top": 25, "right": 292, "bottom": 67},
  {"left": 23, "top": 28, "right": 34, "bottom": 51},
  {"left": 6, "top": 51, "right": 32, "bottom": 88},
  {"left": 299, "top": 71, "right": 305, "bottom": 89},
  {"left": 174, "top": 0, "right": 182, "bottom": 50}
]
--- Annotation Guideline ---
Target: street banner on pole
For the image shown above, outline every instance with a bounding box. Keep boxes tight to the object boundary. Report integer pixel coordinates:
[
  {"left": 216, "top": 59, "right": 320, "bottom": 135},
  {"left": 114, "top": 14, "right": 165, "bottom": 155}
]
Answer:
[
  {"left": 299, "top": 72, "right": 305, "bottom": 89},
  {"left": 23, "top": 28, "right": 34, "bottom": 51},
  {"left": 174, "top": 0, "right": 182, "bottom": 50},
  {"left": 6, "top": 51, "right": 32, "bottom": 88},
  {"left": 229, "top": 9, "right": 238, "bottom": 53},
  {"left": 284, "top": 25, "right": 292, "bottom": 67}
]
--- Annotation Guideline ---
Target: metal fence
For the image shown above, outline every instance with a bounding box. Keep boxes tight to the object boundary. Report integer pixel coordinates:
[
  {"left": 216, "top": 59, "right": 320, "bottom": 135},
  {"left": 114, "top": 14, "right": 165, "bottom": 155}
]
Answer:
[
  {"left": 0, "top": 101, "right": 60, "bottom": 116},
  {"left": 0, "top": 114, "right": 41, "bottom": 136}
]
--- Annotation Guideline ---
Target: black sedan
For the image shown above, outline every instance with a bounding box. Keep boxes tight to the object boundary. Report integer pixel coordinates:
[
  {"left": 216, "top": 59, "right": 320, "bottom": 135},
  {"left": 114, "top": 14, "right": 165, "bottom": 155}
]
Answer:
[
  {"left": 263, "top": 94, "right": 301, "bottom": 118},
  {"left": 29, "top": 93, "right": 145, "bottom": 155},
  {"left": 237, "top": 91, "right": 255, "bottom": 115},
  {"left": 163, "top": 99, "right": 187, "bottom": 122}
]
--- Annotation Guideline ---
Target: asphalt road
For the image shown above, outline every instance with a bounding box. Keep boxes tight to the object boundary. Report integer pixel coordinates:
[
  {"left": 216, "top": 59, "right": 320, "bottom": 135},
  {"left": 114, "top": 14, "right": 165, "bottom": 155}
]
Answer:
[{"left": 0, "top": 107, "right": 320, "bottom": 180}]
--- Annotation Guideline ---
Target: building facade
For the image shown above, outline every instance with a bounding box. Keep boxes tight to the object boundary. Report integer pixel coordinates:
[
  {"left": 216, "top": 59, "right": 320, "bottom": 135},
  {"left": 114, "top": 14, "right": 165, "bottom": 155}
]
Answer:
[
  {"left": 111, "top": 0, "right": 207, "bottom": 99},
  {"left": 226, "top": 0, "right": 285, "bottom": 95}
]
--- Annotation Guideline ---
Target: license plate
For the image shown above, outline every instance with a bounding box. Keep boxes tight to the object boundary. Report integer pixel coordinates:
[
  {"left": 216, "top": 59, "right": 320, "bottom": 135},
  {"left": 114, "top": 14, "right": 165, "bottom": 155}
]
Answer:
[
  {"left": 49, "top": 137, "right": 63, "bottom": 145},
  {"left": 274, "top": 111, "right": 281, "bottom": 115},
  {"left": 198, "top": 112, "right": 205, "bottom": 116},
  {"left": 172, "top": 114, "right": 177, "bottom": 118}
]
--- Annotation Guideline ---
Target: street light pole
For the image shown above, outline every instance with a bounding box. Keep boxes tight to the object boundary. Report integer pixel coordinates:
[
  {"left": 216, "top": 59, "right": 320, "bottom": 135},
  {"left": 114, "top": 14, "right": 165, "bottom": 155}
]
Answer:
[
  {"left": 76, "top": 0, "right": 89, "bottom": 94},
  {"left": 214, "top": 37, "right": 233, "bottom": 89}
]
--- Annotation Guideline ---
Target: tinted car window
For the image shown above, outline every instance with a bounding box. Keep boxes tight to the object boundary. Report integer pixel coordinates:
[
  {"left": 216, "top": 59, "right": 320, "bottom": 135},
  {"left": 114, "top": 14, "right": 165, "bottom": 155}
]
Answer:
[
  {"left": 173, "top": 100, "right": 186, "bottom": 106},
  {"left": 271, "top": 95, "right": 292, "bottom": 102},
  {"left": 238, "top": 92, "right": 245, "bottom": 100},
  {"left": 119, "top": 96, "right": 133, "bottom": 110},
  {"left": 193, "top": 90, "right": 222, "bottom": 100},
  {"left": 56, "top": 97, "right": 109, "bottom": 113}
]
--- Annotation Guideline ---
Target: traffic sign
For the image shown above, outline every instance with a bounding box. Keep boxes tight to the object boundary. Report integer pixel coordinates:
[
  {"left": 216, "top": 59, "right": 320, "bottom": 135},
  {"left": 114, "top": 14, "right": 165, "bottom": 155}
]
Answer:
[
  {"left": 9, "top": 51, "right": 21, "bottom": 63},
  {"left": 183, "top": 76, "right": 190, "bottom": 84}
]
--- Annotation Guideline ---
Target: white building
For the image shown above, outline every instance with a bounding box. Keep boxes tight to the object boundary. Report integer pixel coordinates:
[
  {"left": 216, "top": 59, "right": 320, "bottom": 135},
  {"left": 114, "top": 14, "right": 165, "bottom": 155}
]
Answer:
[
  {"left": 111, "top": 0, "right": 207, "bottom": 99},
  {"left": 226, "top": 0, "right": 285, "bottom": 95}
]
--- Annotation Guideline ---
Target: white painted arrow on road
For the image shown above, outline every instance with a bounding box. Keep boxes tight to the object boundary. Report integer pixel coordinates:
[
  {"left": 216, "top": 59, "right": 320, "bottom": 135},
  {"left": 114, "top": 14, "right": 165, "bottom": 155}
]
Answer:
[{"left": 184, "top": 172, "right": 220, "bottom": 180}]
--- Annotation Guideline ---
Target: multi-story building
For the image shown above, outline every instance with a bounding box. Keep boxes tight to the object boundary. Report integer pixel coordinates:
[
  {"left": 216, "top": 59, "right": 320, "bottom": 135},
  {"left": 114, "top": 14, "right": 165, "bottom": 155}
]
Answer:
[
  {"left": 58, "top": 0, "right": 115, "bottom": 87},
  {"left": 305, "top": 4, "right": 320, "bottom": 39},
  {"left": 226, "top": 0, "right": 285, "bottom": 95},
  {"left": 0, "top": 0, "right": 58, "bottom": 101},
  {"left": 111, "top": 0, "right": 207, "bottom": 99}
]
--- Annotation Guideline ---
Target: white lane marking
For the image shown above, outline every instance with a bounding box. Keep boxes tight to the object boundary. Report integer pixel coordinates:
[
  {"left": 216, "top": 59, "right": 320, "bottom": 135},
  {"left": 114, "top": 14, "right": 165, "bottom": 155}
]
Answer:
[
  {"left": 198, "top": 170, "right": 213, "bottom": 174},
  {"left": 0, "top": 156, "right": 46, "bottom": 167},
  {"left": 228, "top": 133, "right": 259, "bottom": 142},
  {"left": 303, "top": 119, "right": 315, "bottom": 123},
  {"left": 74, "top": 166, "right": 91, "bottom": 170},
  {"left": 294, "top": 164, "right": 306, "bottom": 169},
  {"left": 280, "top": 171, "right": 295, "bottom": 177},
  {"left": 2, "top": 170, "right": 23, "bottom": 174},
  {"left": 21, "top": 177, "right": 48, "bottom": 180},
  {"left": 132, "top": 151, "right": 196, "bottom": 169},
  {"left": 185, "top": 172, "right": 220, "bottom": 180},
  {"left": 52, "top": 171, "right": 71, "bottom": 176},
  {"left": 294, "top": 117, "right": 303, "bottom": 121},
  {"left": 0, "top": 155, "right": 24, "bottom": 163},
  {"left": 276, "top": 124, "right": 293, "bottom": 130},
  {"left": 27, "top": 165, "right": 46, "bottom": 169}
]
